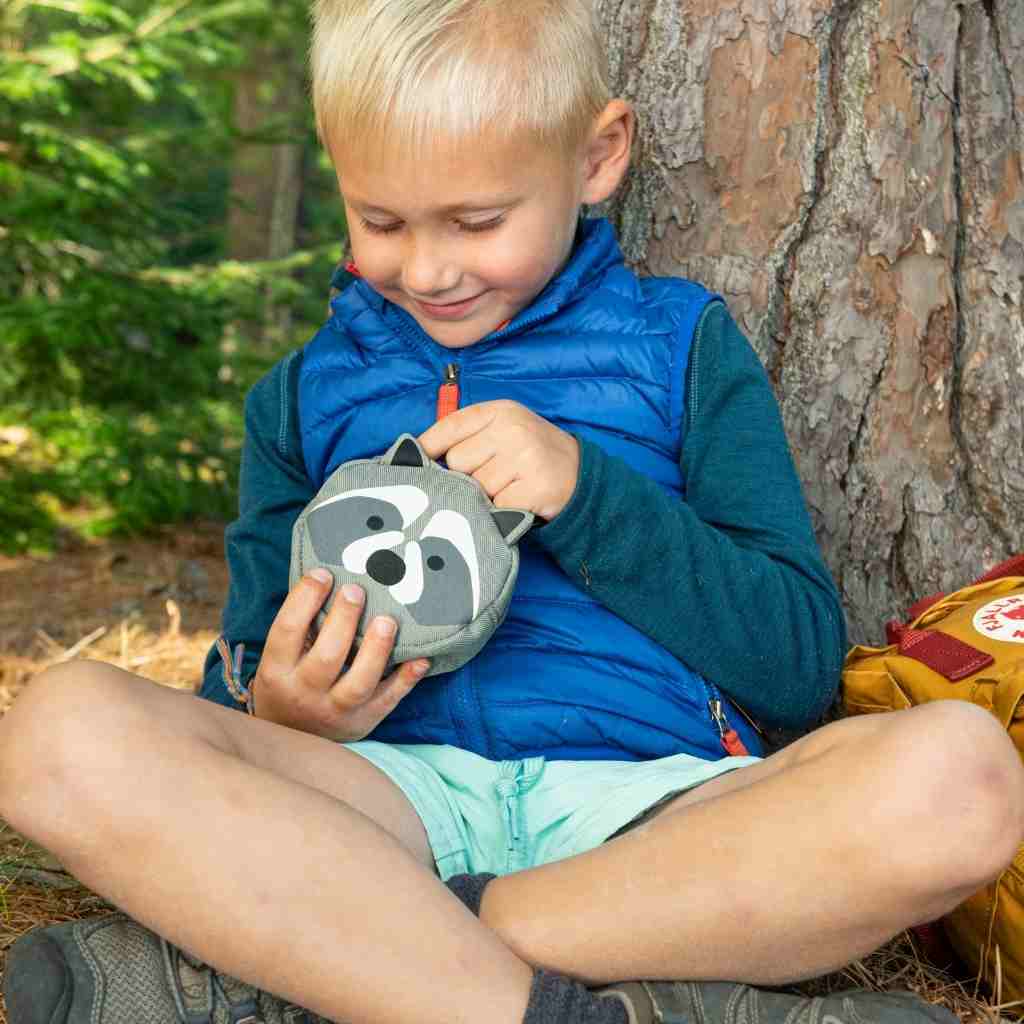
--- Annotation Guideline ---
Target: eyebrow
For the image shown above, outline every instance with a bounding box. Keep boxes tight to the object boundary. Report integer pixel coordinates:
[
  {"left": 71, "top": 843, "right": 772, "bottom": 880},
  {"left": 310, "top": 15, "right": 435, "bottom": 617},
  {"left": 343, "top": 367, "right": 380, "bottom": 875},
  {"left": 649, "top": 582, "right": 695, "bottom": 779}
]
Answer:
[{"left": 351, "top": 195, "right": 522, "bottom": 216}]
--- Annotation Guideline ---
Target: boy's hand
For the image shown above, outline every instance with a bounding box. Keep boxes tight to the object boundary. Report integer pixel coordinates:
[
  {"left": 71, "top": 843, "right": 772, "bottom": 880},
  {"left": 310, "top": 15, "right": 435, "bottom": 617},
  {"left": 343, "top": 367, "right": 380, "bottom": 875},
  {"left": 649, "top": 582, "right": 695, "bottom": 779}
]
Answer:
[
  {"left": 251, "top": 570, "right": 429, "bottom": 741},
  {"left": 418, "top": 400, "right": 579, "bottom": 521}
]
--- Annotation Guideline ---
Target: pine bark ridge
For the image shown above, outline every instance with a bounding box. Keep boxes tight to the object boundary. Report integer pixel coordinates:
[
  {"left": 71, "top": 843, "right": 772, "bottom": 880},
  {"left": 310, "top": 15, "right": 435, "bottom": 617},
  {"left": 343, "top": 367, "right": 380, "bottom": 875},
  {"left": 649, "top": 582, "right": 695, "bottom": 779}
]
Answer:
[{"left": 595, "top": 0, "right": 1024, "bottom": 642}]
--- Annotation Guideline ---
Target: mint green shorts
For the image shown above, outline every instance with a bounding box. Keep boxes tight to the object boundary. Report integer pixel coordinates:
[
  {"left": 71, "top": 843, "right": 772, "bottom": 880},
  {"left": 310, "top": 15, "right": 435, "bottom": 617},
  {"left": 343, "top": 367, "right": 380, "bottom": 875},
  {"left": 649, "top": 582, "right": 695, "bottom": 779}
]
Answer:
[{"left": 343, "top": 741, "right": 761, "bottom": 880}]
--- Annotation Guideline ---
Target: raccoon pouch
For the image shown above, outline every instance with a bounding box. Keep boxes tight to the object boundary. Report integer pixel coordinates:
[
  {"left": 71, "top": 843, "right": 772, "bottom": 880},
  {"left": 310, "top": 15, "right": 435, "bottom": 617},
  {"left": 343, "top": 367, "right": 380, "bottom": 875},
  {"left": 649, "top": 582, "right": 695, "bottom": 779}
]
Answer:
[{"left": 290, "top": 434, "right": 534, "bottom": 676}]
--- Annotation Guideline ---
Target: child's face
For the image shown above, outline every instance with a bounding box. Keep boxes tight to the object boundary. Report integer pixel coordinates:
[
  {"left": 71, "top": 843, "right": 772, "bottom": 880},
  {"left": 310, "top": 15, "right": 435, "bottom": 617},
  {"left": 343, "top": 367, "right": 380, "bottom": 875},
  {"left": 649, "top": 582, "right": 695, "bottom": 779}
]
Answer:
[{"left": 333, "top": 133, "right": 588, "bottom": 349}]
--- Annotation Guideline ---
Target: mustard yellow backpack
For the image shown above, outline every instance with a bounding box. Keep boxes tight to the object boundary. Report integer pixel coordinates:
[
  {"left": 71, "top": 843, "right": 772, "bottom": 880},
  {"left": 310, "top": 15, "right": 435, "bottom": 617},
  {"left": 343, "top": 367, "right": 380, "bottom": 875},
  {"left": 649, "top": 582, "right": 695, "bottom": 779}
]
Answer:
[{"left": 843, "top": 554, "right": 1024, "bottom": 1004}]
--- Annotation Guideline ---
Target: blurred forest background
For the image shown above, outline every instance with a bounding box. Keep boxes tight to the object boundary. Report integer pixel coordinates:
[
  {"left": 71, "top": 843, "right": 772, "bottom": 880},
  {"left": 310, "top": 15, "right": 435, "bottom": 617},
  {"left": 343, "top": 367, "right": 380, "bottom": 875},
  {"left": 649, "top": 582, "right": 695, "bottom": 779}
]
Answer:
[{"left": 1, "top": 0, "right": 345, "bottom": 553}]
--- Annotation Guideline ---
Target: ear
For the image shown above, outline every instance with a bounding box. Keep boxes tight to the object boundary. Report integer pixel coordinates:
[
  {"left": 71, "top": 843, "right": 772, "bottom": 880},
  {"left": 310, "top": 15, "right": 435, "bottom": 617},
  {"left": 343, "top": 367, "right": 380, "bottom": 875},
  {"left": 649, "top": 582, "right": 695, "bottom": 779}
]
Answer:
[
  {"left": 580, "top": 99, "right": 635, "bottom": 206},
  {"left": 385, "top": 434, "right": 428, "bottom": 468},
  {"left": 491, "top": 509, "right": 534, "bottom": 546}
]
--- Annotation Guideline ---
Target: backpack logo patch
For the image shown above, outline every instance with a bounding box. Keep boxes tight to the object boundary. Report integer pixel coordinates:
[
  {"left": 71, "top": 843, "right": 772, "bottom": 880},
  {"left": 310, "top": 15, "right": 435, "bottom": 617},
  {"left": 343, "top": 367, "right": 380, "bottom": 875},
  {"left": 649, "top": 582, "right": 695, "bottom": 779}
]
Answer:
[{"left": 972, "top": 595, "right": 1024, "bottom": 643}]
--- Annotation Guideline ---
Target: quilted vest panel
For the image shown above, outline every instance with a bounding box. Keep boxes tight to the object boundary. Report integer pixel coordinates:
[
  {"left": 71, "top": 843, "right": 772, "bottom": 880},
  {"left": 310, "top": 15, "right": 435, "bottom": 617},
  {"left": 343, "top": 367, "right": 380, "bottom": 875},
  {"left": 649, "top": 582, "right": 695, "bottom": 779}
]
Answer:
[{"left": 299, "top": 218, "right": 762, "bottom": 761}]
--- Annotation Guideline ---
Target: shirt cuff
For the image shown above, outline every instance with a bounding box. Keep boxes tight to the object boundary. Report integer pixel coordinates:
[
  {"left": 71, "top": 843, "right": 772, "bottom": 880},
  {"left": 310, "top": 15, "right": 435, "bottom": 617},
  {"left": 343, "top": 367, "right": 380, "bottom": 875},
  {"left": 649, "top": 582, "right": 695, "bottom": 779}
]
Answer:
[{"left": 531, "top": 433, "right": 603, "bottom": 574}]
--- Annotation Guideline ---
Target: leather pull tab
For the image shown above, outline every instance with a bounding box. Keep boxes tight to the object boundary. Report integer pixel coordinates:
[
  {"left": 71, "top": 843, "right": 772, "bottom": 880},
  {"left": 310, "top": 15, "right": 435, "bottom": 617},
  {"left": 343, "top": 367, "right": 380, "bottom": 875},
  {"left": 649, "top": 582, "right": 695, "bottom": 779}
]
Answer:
[
  {"left": 898, "top": 628, "right": 994, "bottom": 681},
  {"left": 720, "top": 729, "right": 750, "bottom": 757},
  {"left": 436, "top": 382, "right": 459, "bottom": 420},
  {"left": 436, "top": 364, "right": 460, "bottom": 421}
]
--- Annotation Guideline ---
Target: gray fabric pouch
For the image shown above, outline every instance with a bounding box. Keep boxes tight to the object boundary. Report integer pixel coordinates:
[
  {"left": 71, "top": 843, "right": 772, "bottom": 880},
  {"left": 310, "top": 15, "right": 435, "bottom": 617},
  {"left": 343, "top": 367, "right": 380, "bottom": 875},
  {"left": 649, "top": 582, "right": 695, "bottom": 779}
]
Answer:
[{"left": 290, "top": 434, "right": 534, "bottom": 676}]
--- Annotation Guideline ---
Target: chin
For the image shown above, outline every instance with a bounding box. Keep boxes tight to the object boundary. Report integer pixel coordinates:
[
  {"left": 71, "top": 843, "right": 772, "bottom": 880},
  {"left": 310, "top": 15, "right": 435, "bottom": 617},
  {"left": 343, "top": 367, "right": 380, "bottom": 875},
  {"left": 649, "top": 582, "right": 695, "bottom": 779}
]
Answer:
[{"left": 429, "top": 329, "right": 489, "bottom": 349}]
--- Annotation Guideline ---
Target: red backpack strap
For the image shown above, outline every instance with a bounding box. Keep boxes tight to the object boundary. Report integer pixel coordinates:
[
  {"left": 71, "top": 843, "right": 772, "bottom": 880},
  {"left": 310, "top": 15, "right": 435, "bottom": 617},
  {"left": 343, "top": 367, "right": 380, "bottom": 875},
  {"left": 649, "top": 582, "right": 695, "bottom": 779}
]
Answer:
[
  {"left": 905, "top": 591, "right": 947, "bottom": 622},
  {"left": 974, "top": 554, "right": 1024, "bottom": 585},
  {"left": 885, "top": 555, "right": 1024, "bottom": 657},
  {"left": 886, "top": 591, "right": 947, "bottom": 644},
  {"left": 887, "top": 554, "right": 1024, "bottom": 640}
]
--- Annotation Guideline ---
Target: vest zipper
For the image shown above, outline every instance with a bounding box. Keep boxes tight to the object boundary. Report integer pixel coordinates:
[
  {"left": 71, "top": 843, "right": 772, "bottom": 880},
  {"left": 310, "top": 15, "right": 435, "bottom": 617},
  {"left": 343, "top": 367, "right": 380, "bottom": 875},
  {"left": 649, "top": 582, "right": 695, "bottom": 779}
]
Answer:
[
  {"left": 707, "top": 692, "right": 751, "bottom": 757},
  {"left": 691, "top": 303, "right": 764, "bottom": 754},
  {"left": 436, "top": 358, "right": 484, "bottom": 753},
  {"left": 437, "top": 363, "right": 460, "bottom": 420}
]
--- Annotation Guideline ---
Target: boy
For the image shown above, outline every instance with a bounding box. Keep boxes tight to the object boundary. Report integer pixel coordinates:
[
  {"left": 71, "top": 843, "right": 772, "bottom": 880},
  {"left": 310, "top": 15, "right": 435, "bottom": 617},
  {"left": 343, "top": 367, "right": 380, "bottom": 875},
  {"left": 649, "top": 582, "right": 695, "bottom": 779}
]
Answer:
[{"left": 2, "top": 2, "right": 1022, "bottom": 1022}]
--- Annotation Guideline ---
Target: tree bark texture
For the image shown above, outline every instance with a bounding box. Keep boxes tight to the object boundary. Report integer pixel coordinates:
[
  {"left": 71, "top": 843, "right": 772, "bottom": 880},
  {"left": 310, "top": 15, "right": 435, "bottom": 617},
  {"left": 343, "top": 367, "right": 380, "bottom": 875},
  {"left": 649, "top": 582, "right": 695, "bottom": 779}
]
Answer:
[{"left": 597, "top": 0, "right": 1024, "bottom": 642}]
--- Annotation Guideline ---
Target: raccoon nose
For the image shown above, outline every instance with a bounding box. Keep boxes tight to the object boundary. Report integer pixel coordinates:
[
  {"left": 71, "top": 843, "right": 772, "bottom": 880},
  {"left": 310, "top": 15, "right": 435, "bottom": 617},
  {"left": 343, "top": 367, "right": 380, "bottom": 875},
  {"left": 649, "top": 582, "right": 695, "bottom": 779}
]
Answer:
[{"left": 366, "top": 549, "right": 406, "bottom": 586}]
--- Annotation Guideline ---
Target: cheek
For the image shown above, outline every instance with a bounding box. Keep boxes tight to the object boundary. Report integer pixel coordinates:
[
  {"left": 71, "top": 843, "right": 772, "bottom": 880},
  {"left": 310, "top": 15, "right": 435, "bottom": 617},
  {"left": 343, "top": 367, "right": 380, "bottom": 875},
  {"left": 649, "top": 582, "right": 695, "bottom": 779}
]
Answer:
[
  {"left": 485, "top": 238, "right": 566, "bottom": 292},
  {"left": 349, "top": 236, "right": 399, "bottom": 288}
]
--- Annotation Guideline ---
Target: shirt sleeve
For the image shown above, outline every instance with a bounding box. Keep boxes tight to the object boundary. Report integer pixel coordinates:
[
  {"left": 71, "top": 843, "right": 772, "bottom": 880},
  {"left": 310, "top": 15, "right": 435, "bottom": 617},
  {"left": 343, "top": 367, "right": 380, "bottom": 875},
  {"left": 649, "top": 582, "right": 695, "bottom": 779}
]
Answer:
[
  {"left": 531, "top": 301, "right": 846, "bottom": 731},
  {"left": 199, "top": 349, "right": 314, "bottom": 708}
]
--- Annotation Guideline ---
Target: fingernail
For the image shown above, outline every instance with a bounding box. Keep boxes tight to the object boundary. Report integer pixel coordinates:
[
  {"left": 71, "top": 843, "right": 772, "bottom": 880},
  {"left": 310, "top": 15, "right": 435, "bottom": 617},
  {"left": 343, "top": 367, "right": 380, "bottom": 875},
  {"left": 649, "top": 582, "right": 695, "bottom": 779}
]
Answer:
[
  {"left": 412, "top": 660, "right": 430, "bottom": 676},
  {"left": 310, "top": 568, "right": 332, "bottom": 584},
  {"left": 341, "top": 583, "right": 364, "bottom": 604},
  {"left": 374, "top": 617, "right": 397, "bottom": 637}
]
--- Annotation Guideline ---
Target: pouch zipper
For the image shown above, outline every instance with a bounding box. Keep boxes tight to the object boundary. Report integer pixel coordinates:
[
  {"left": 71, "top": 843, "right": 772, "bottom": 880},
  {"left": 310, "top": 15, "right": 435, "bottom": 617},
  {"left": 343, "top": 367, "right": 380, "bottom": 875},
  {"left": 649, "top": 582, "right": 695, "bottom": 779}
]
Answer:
[{"left": 437, "top": 363, "right": 460, "bottom": 420}]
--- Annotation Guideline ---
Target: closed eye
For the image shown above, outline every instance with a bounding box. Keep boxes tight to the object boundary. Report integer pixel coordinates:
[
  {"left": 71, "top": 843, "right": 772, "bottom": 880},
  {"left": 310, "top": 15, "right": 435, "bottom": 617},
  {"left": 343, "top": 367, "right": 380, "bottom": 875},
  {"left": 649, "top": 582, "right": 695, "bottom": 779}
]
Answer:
[
  {"left": 458, "top": 215, "right": 505, "bottom": 234},
  {"left": 358, "top": 216, "right": 403, "bottom": 235}
]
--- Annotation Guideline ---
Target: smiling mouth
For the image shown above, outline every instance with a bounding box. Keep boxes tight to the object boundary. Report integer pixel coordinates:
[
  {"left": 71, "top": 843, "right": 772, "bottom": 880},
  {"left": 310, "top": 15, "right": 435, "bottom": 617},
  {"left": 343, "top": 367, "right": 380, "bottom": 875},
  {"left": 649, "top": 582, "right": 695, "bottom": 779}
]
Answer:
[{"left": 413, "top": 293, "right": 486, "bottom": 319}]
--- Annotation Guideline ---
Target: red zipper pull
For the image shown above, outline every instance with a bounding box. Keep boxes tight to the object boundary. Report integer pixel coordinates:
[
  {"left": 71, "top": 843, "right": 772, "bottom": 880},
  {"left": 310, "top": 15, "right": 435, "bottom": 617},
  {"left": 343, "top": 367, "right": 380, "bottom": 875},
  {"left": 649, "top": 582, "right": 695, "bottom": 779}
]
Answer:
[
  {"left": 436, "top": 363, "right": 460, "bottom": 420},
  {"left": 709, "top": 698, "right": 750, "bottom": 757}
]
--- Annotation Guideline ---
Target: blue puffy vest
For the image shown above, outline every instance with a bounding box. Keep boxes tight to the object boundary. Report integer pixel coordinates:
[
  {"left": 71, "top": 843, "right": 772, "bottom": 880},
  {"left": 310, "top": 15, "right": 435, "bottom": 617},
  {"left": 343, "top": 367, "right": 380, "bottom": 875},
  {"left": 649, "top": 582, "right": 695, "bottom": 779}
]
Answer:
[{"left": 299, "top": 218, "right": 762, "bottom": 762}]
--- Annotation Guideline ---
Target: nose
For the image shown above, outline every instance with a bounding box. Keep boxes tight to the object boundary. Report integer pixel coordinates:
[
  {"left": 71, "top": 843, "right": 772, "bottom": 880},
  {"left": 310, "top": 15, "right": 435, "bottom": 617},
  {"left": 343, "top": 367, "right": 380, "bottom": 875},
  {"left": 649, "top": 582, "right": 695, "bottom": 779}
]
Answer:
[
  {"left": 366, "top": 549, "right": 406, "bottom": 586},
  {"left": 402, "top": 236, "right": 460, "bottom": 297}
]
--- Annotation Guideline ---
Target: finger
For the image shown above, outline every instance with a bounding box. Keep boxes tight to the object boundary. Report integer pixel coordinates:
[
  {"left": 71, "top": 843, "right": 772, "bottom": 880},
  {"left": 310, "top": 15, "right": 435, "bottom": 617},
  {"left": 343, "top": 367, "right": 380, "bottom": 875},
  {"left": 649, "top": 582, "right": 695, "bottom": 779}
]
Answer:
[
  {"left": 262, "top": 569, "right": 334, "bottom": 673},
  {"left": 300, "top": 581, "right": 366, "bottom": 692},
  {"left": 444, "top": 431, "right": 498, "bottom": 477},
  {"left": 471, "top": 455, "right": 518, "bottom": 500},
  {"left": 329, "top": 615, "right": 399, "bottom": 709},
  {"left": 492, "top": 479, "right": 538, "bottom": 514},
  {"left": 418, "top": 402, "right": 499, "bottom": 459},
  {"left": 361, "top": 659, "right": 430, "bottom": 720}
]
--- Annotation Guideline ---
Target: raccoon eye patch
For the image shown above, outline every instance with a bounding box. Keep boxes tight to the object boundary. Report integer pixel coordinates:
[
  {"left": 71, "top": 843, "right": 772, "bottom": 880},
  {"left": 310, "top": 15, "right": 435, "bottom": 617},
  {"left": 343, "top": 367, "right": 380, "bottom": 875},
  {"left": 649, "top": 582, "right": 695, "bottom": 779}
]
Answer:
[
  {"left": 427, "top": 555, "right": 445, "bottom": 571},
  {"left": 306, "top": 488, "right": 425, "bottom": 563},
  {"left": 418, "top": 510, "right": 479, "bottom": 622}
]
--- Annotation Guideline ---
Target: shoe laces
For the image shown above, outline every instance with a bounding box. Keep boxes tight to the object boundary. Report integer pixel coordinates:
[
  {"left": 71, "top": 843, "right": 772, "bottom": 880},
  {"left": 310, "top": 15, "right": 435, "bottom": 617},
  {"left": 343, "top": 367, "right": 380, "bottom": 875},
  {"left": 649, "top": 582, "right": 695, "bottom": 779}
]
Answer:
[{"left": 161, "top": 938, "right": 330, "bottom": 1024}]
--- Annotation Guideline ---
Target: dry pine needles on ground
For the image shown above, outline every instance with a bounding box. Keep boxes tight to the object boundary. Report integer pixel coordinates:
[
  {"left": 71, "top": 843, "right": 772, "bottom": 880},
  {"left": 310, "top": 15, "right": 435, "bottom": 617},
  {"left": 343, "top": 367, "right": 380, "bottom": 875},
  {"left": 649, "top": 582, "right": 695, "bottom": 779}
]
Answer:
[{"left": 0, "top": 527, "right": 1015, "bottom": 1021}]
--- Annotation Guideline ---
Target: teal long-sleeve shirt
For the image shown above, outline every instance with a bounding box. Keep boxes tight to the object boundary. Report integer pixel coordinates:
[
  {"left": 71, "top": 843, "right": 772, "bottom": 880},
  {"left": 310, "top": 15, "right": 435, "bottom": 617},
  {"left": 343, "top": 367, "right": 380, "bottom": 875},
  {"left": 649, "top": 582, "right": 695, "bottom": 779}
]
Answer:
[{"left": 200, "top": 301, "right": 846, "bottom": 732}]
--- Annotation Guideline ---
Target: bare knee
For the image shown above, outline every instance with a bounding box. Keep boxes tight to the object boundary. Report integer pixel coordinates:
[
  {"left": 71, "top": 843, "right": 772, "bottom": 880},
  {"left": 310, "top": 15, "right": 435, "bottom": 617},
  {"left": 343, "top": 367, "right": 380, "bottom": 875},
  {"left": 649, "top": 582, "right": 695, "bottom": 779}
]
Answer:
[
  {"left": 0, "top": 660, "right": 150, "bottom": 844},
  {"left": 885, "top": 701, "right": 1024, "bottom": 893}
]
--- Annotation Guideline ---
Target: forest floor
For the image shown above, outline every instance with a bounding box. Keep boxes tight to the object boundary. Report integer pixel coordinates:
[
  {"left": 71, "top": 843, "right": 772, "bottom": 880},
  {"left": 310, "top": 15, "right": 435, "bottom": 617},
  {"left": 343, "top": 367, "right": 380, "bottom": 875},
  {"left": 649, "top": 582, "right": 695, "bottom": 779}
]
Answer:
[
  {"left": 0, "top": 527, "right": 1013, "bottom": 1022},
  {"left": 0, "top": 523, "right": 227, "bottom": 1022}
]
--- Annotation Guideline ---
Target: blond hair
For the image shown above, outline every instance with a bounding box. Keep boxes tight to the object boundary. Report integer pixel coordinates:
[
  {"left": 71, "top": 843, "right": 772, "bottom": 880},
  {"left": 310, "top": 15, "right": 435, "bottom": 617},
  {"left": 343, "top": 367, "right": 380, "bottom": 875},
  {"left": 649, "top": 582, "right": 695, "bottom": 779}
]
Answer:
[{"left": 310, "top": 0, "right": 611, "bottom": 158}]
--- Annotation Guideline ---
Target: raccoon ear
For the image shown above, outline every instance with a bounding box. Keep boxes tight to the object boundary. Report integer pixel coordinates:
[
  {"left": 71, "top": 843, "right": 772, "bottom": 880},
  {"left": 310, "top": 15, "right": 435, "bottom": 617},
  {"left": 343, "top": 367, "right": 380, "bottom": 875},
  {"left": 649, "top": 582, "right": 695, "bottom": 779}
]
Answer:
[
  {"left": 385, "top": 434, "right": 427, "bottom": 468},
  {"left": 491, "top": 509, "right": 534, "bottom": 545}
]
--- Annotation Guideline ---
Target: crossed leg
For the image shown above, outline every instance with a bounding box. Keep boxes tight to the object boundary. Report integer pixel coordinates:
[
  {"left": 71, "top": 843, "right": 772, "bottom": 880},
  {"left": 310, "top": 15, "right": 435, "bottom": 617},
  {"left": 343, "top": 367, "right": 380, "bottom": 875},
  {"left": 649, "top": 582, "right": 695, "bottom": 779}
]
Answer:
[
  {"left": 0, "top": 662, "right": 534, "bottom": 1024},
  {"left": 1, "top": 660, "right": 1022, "bottom": 1024},
  {"left": 482, "top": 700, "right": 1024, "bottom": 985}
]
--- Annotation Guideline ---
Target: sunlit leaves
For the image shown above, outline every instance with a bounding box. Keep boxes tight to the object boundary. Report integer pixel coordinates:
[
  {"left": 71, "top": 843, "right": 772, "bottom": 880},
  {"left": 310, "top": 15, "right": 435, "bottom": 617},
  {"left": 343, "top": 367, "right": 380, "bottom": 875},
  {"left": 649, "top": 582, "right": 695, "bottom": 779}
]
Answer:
[{"left": 0, "top": 0, "right": 329, "bottom": 550}]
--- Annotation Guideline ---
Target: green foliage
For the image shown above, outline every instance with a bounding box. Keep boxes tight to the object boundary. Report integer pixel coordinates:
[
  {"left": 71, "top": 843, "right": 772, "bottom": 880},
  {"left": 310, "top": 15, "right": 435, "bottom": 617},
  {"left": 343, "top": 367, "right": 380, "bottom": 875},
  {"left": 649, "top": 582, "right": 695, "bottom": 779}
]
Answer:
[{"left": 0, "top": 0, "right": 344, "bottom": 553}]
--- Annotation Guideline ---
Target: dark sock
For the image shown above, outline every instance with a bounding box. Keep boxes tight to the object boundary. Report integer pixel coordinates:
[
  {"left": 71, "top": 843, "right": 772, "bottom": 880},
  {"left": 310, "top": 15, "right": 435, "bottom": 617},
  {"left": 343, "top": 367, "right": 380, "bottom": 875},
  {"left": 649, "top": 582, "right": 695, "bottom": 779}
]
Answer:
[
  {"left": 443, "top": 872, "right": 496, "bottom": 916},
  {"left": 443, "top": 878, "right": 628, "bottom": 1022},
  {"left": 522, "top": 970, "right": 628, "bottom": 1024}
]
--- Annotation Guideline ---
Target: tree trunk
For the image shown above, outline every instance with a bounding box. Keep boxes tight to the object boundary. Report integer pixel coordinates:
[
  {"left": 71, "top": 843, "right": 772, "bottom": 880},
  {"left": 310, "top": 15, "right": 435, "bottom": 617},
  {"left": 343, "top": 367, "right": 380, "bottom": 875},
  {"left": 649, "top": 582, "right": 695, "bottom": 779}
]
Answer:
[
  {"left": 598, "top": 0, "right": 1024, "bottom": 642},
  {"left": 227, "top": 43, "right": 307, "bottom": 340}
]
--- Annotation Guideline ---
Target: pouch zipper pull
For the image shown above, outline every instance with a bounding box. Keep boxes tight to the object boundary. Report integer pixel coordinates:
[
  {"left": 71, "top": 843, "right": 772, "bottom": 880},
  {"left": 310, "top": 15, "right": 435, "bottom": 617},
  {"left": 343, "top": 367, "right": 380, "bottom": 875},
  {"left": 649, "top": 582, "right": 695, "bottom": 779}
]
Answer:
[
  {"left": 437, "top": 363, "right": 460, "bottom": 421},
  {"left": 709, "top": 698, "right": 750, "bottom": 757}
]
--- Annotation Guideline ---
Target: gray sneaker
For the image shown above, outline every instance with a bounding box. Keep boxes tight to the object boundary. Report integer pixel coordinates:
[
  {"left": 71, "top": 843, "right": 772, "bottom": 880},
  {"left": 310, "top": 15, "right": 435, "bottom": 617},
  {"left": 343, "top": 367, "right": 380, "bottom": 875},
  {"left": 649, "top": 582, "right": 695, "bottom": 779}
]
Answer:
[
  {"left": 595, "top": 980, "right": 959, "bottom": 1024},
  {"left": 3, "top": 913, "right": 336, "bottom": 1024}
]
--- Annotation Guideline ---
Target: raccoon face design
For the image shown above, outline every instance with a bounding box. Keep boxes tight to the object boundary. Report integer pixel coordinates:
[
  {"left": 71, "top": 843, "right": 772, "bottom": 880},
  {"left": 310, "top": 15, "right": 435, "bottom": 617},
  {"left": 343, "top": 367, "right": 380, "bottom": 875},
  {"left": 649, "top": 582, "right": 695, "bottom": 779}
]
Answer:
[{"left": 302, "top": 436, "right": 530, "bottom": 629}]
